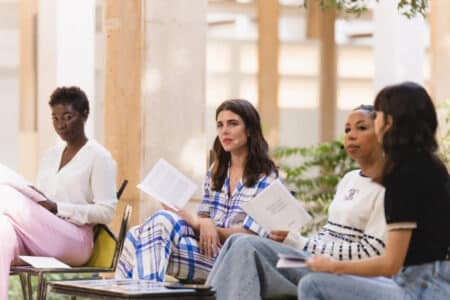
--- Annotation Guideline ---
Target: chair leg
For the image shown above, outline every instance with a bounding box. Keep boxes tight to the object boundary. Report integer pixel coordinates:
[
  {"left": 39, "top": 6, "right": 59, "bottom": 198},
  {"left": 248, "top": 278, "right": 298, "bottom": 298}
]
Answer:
[
  {"left": 36, "top": 273, "right": 45, "bottom": 300},
  {"left": 40, "top": 278, "right": 48, "bottom": 300},
  {"left": 27, "top": 273, "right": 33, "bottom": 300},
  {"left": 19, "top": 273, "right": 29, "bottom": 300}
]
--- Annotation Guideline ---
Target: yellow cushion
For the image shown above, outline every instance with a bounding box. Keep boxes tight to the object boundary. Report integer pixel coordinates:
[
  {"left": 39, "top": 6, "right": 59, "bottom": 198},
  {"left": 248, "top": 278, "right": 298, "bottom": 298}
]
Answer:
[{"left": 84, "top": 225, "right": 117, "bottom": 268}]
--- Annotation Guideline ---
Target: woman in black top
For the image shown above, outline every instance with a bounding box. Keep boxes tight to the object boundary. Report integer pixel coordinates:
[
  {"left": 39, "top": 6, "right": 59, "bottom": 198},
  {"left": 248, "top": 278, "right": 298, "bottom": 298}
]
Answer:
[{"left": 298, "top": 82, "right": 450, "bottom": 300}]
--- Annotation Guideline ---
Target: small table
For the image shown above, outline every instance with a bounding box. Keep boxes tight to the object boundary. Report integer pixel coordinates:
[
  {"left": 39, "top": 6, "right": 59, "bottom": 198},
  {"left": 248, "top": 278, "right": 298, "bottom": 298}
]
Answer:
[{"left": 48, "top": 279, "right": 216, "bottom": 300}]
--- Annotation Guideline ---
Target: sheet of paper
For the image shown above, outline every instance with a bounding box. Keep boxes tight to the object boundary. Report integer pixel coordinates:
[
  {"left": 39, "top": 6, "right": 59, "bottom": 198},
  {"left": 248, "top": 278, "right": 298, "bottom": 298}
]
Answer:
[
  {"left": 9, "top": 184, "right": 48, "bottom": 202},
  {"left": 276, "top": 255, "right": 307, "bottom": 268},
  {"left": 0, "top": 163, "right": 47, "bottom": 202},
  {"left": 276, "top": 253, "right": 310, "bottom": 268},
  {"left": 0, "top": 163, "right": 31, "bottom": 186},
  {"left": 137, "top": 159, "right": 198, "bottom": 210},
  {"left": 19, "top": 256, "right": 71, "bottom": 268},
  {"left": 276, "top": 259, "right": 306, "bottom": 268},
  {"left": 277, "top": 253, "right": 309, "bottom": 262},
  {"left": 242, "top": 179, "right": 312, "bottom": 232}
]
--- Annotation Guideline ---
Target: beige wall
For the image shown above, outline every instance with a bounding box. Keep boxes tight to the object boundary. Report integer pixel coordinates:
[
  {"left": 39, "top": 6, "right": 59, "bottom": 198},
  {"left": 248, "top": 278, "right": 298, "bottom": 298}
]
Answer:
[
  {"left": 205, "top": 40, "right": 384, "bottom": 148},
  {"left": 0, "top": 0, "right": 19, "bottom": 171}
]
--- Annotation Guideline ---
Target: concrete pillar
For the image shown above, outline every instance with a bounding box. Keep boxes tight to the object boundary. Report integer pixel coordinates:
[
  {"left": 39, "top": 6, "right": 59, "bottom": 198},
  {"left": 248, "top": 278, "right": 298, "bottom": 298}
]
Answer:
[
  {"left": 37, "top": 0, "right": 96, "bottom": 157},
  {"left": 373, "top": 0, "right": 426, "bottom": 92},
  {"left": 141, "top": 0, "right": 207, "bottom": 220},
  {"left": 0, "top": 1, "right": 19, "bottom": 170}
]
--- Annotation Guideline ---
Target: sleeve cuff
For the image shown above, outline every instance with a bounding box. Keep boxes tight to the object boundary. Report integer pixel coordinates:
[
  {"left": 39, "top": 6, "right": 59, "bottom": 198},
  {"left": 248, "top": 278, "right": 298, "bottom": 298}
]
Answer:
[
  {"left": 242, "top": 216, "right": 268, "bottom": 237},
  {"left": 387, "top": 222, "right": 417, "bottom": 231},
  {"left": 56, "top": 202, "right": 74, "bottom": 219}
]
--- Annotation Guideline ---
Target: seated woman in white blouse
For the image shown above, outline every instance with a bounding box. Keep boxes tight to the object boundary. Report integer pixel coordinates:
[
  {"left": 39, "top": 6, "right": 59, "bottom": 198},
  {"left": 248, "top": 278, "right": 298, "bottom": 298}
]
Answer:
[{"left": 0, "top": 86, "right": 117, "bottom": 299}]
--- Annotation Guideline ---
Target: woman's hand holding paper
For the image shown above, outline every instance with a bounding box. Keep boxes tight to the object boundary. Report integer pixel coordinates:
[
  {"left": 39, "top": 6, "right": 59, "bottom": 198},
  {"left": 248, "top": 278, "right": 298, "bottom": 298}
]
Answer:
[
  {"left": 161, "top": 203, "right": 200, "bottom": 231},
  {"left": 269, "top": 230, "right": 289, "bottom": 242},
  {"left": 305, "top": 255, "right": 336, "bottom": 273},
  {"left": 38, "top": 198, "right": 58, "bottom": 214}
]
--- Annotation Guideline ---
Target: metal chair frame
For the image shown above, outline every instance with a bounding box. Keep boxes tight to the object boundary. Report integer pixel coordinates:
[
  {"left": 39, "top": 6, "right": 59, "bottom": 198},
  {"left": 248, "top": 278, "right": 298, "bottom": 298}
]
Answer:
[
  {"left": 12, "top": 204, "right": 131, "bottom": 300},
  {"left": 10, "top": 179, "right": 130, "bottom": 300}
]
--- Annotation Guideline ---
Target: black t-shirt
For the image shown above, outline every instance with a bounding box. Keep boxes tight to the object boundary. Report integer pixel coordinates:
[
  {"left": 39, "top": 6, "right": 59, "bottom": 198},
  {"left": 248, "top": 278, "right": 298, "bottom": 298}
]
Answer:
[{"left": 383, "top": 152, "right": 450, "bottom": 266}]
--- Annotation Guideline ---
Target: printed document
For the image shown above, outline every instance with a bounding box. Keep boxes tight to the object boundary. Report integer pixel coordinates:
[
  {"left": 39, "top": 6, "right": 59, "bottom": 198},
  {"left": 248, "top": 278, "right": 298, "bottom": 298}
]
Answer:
[
  {"left": 0, "top": 163, "right": 47, "bottom": 202},
  {"left": 0, "top": 163, "right": 30, "bottom": 186},
  {"left": 137, "top": 159, "right": 198, "bottom": 210},
  {"left": 276, "top": 253, "right": 310, "bottom": 268},
  {"left": 19, "top": 256, "right": 71, "bottom": 268},
  {"left": 242, "top": 179, "right": 311, "bottom": 232}
]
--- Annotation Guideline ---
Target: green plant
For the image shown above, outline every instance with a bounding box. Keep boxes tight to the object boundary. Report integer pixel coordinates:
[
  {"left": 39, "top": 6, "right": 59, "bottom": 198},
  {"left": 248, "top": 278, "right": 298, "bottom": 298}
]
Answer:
[
  {"left": 437, "top": 99, "right": 450, "bottom": 167},
  {"left": 9, "top": 273, "right": 91, "bottom": 299},
  {"left": 302, "top": 0, "right": 429, "bottom": 18},
  {"left": 273, "top": 140, "right": 358, "bottom": 234},
  {"left": 8, "top": 275, "right": 23, "bottom": 300}
]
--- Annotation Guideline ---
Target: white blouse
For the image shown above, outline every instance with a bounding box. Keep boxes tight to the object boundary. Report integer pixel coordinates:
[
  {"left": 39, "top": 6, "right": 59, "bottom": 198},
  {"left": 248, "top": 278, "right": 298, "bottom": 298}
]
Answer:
[{"left": 37, "top": 139, "right": 117, "bottom": 225}]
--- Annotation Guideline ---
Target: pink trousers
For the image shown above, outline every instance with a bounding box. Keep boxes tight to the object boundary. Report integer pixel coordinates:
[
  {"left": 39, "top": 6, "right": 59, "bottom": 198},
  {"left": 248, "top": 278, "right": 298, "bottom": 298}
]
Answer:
[{"left": 0, "top": 185, "right": 93, "bottom": 299}]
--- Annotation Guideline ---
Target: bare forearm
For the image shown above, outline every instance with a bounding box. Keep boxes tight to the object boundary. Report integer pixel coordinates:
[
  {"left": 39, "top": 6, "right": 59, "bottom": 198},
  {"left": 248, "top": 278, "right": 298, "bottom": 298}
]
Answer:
[
  {"left": 333, "top": 256, "right": 402, "bottom": 277},
  {"left": 217, "top": 227, "right": 255, "bottom": 243}
]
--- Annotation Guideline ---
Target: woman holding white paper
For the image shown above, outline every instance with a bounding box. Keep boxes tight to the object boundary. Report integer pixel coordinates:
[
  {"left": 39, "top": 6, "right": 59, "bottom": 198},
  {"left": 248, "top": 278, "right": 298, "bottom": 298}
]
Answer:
[
  {"left": 299, "top": 82, "right": 450, "bottom": 300},
  {"left": 0, "top": 86, "right": 117, "bottom": 299},
  {"left": 207, "top": 105, "right": 387, "bottom": 300},
  {"left": 116, "top": 99, "right": 278, "bottom": 282}
]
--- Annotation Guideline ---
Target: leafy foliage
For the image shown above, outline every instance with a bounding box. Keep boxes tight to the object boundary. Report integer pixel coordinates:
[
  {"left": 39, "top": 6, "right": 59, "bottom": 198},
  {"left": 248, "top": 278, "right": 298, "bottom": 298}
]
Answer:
[
  {"left": 437, "top": 99, "right": 450, "bottom": 167},
  {"left": 396, "top": 0, "right": 429, "bottom": 18},
  {"left": 273, "top": 140, "right": 358, "bottom": 233},
  {"left": 302, "top": 0, "right": 429, "bottom": 18},
  {"left": 8, "top": 276, "right": 24, "bottom": 300}
]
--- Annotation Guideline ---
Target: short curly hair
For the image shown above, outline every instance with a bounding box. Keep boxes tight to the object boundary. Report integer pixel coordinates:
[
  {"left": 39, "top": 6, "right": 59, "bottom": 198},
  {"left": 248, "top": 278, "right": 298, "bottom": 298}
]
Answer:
[{"left": 49, "top": 86, "right": 90, "bottom": 115}]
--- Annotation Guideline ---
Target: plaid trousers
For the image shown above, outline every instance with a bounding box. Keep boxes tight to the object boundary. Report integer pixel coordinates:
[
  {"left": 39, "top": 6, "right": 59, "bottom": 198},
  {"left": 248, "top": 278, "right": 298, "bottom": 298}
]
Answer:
[{"left": 116, "top": 210, "right": 215, "bottom": 281}]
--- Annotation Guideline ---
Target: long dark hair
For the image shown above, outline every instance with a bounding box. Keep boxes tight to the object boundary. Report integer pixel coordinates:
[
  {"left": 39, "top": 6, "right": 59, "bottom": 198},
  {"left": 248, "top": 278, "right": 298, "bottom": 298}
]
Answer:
[
  {"left": 374, "top": 82, "right": 445, "bottom": 181},
  {"left": 211, "top": 99, "right": 277, "bottom": 191}
]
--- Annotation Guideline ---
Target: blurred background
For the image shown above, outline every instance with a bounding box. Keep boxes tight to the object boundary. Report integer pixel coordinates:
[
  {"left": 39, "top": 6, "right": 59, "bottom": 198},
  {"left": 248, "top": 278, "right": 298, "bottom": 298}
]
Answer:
[{"left": 1, "top": 0, "right": 449, "bottom": 226}]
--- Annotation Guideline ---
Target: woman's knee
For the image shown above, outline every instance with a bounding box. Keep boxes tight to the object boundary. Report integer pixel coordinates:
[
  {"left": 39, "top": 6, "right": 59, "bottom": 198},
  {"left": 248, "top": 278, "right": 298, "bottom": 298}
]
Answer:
[
  {"left": 223, "top": 234, "right": 263, "bottom": 255},
  {"left": 141, "top": 210, "right": 182, "bottom": 233},
  {"left": 225, "top": 232, "right": 248, "bottom": 245},
  {"left": 0, "top": 185, "right": 34, "bottom": 215},
  {"left": 0, "top": 216, "right": 19, "bottom": 256},
  {"left": 298, "top": 273, "right": 323, "bottom": 297}
]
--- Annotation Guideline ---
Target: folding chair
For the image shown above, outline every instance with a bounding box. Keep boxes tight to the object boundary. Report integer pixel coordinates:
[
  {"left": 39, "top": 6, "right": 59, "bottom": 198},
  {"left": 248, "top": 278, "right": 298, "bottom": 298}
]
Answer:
[
  {"left": 11, "top": 179, "right": 131, "bottom": 300},
  {"left": 12, "top": 204, "right": 132, "bottom": 300}
]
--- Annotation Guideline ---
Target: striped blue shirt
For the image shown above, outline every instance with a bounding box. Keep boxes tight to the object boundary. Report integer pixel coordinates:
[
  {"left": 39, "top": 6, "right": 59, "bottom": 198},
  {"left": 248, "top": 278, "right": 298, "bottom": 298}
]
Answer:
[
  {"left": 198, "top": 167, "right": 278, "bottom": 237},
  {"left": 116, "top": 167, "right": 279, "bottom": 282}
]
